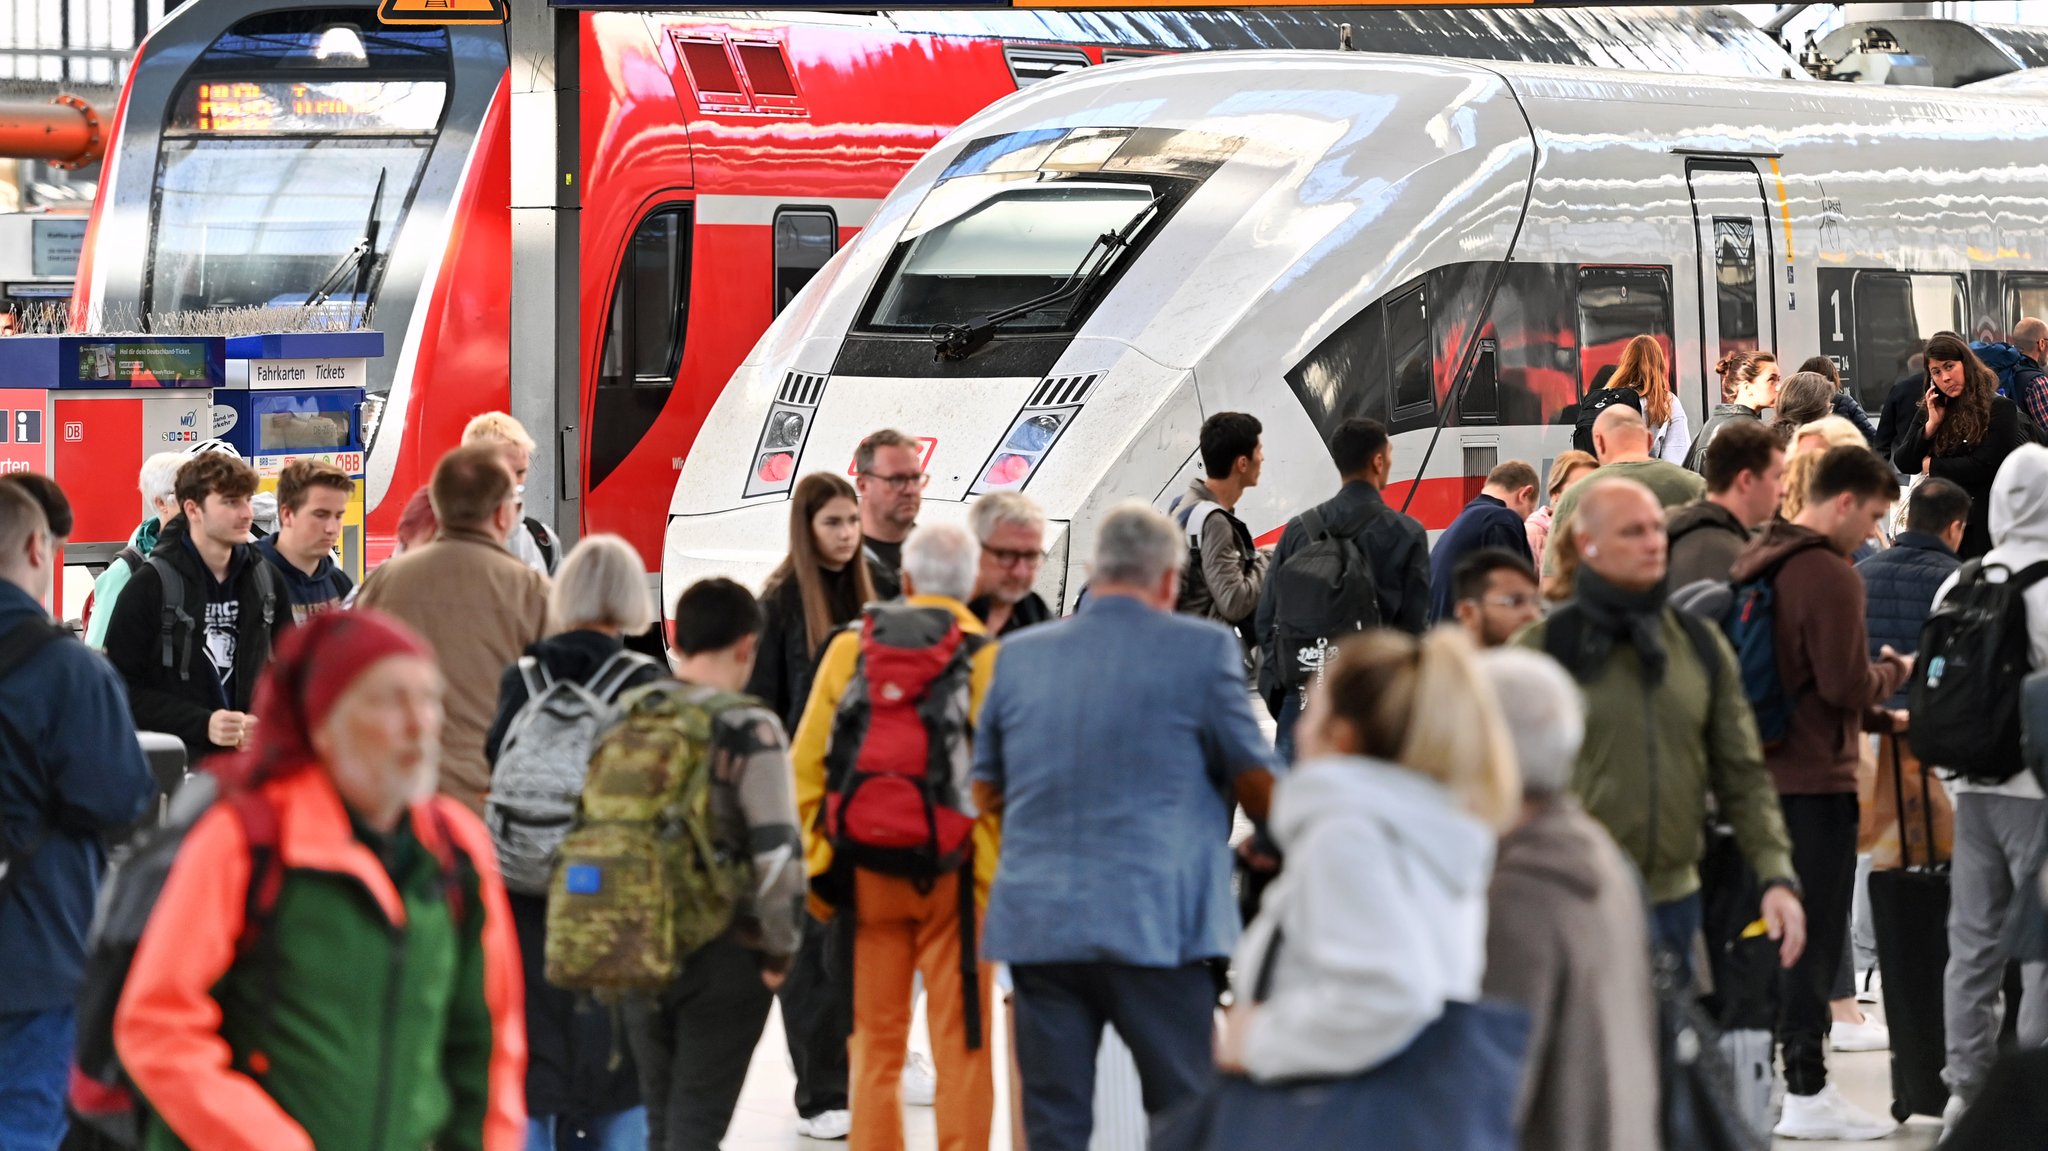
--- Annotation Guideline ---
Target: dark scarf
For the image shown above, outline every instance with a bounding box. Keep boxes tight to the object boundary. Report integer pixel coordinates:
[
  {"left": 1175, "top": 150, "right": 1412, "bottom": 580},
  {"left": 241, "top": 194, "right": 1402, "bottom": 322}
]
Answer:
[{"left": 1566, "top": 566, "right": 1672, "bottom": 686}]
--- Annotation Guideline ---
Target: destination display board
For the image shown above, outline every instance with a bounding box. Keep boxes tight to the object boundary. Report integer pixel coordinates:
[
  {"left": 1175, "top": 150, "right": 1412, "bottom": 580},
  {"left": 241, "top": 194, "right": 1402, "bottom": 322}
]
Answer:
[{"left": 172, "top": 81, "right": 447, "bottom": 134}]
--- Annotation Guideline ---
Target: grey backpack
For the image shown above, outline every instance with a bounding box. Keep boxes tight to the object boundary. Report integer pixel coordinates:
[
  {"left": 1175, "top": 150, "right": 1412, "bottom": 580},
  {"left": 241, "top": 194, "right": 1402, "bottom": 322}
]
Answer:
[{"left": 487, "top": 651, "right": 656, "bottom": 895}]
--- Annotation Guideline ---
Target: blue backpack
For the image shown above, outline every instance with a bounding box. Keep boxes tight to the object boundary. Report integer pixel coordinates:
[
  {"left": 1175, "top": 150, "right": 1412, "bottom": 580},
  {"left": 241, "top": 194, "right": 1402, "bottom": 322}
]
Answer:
[
  {"left": 1671, "top": 547, "right": 1824, "bottom": 747},
  {"left": 1971, "top": 340, "right": 2034, "bottom": 401}
]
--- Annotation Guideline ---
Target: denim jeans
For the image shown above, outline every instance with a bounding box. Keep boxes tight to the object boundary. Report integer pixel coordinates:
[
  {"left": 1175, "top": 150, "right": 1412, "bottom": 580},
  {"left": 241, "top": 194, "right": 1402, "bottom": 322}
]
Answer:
[
  {"left": 525, "top": 1107, "right": 648, "bottom": 1151},
  {"left": 0, "top": 1007, "right": 74, "bottom": 1151}
]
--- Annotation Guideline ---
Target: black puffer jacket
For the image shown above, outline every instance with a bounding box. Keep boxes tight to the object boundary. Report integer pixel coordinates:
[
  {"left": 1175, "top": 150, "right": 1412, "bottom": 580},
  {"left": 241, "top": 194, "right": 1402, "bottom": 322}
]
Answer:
[
  {"left": 484, "top": 629, "right": 664, "bottom": 1119},
  {"left": 1854, "top": 531, "right": 1961, "bottom": 708}
]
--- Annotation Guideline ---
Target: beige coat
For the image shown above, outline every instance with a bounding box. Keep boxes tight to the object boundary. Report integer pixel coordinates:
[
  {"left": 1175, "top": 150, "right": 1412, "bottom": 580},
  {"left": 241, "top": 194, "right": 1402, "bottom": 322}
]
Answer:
[
  {"left": 1483, "top": 800, "right": 1659, "bottom": 1151},
  {"left": 355, "top": 528, "right": 550, "bottom": 814}
]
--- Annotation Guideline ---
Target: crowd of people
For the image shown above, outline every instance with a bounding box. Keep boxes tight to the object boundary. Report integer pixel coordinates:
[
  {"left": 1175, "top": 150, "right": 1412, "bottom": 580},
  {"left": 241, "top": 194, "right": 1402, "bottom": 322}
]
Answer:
[{"left": 3, "top": 318, "right": 2048, "bottom": 1151}]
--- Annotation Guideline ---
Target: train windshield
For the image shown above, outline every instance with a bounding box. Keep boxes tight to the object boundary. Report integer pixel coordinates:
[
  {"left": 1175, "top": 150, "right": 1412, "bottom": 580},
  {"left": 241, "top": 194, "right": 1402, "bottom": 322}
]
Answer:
[
  {"left": 146, "top": 14, "right": 451, "bottom": 322},
  {"left": 862, "top": 181, "right": 1159, "bottom": 331}
]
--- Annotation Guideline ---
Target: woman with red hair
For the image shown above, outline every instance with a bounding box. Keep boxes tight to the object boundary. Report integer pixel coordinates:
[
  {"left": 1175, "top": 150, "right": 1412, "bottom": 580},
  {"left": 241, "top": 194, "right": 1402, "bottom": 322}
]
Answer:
[{"left": 114, "top": 610, "right": 527, "bottom": 1151}]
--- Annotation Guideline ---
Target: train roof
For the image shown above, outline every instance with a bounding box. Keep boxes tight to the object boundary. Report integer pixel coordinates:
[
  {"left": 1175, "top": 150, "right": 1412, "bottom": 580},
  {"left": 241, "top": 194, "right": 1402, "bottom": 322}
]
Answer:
[{"left": 693, "top": 6, "right": 1800, "bottom": 79}]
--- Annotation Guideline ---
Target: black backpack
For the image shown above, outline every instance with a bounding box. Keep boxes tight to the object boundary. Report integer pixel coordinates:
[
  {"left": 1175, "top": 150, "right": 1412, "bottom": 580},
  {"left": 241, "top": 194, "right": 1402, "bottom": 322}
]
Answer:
[
  {"left": 1909, "top": 559, "right": 2048, "bottom": 784},
  {"left": 1266, "top": 507, "right": 1379, "bottom": 696},
  {"left": 1572, "top": 386, "right": 1644, "bottom": 454},
  {"left": 144, "top": 552, "right": 280, "bottom": 684}
]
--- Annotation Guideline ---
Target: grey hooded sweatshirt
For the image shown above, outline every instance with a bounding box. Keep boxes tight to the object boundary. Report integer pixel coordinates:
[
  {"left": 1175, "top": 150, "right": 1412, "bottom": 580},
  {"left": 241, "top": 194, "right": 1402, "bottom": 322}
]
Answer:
[{"left": 1232, "top": 755, "right": 1495, "bottom": 1082}]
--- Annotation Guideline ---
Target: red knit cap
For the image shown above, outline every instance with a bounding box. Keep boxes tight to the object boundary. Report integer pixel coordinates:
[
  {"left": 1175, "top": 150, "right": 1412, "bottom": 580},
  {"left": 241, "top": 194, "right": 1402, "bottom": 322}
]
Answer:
[{"left": 218, "top": 609, "right": 435, "bottom": 790}]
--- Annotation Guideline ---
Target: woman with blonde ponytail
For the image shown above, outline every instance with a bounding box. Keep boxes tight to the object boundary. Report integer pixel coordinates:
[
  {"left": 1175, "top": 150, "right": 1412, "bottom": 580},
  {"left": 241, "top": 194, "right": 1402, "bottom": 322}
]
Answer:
[{"left": 1216, "top": 628, "right": 1519, "bottom": 1084}]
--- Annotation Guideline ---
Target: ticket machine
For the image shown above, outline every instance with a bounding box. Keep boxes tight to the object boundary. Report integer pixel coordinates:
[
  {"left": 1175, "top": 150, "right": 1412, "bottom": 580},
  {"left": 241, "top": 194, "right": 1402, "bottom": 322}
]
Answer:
[
  {"left": 216, "top": 330, "right": 383, "bottom": 581},
  {"left": 0, "top": 334, "right": 221, "bottom": 616}
]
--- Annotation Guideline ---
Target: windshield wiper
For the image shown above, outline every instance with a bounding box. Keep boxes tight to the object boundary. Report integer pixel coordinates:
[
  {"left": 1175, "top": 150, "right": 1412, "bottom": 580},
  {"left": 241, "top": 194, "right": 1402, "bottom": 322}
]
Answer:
[
  {"left": 927, "top": 196, "right": 1161, "bottom": 362},
  {"left": 304, "top": 169, "right": 387, "bottom": 311}
]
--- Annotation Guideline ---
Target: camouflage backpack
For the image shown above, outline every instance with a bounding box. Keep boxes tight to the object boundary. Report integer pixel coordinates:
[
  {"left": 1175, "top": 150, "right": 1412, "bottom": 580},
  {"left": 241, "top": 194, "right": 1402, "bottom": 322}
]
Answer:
[{"left": 545, "top": 681, "right": 754, "bottom": 995}]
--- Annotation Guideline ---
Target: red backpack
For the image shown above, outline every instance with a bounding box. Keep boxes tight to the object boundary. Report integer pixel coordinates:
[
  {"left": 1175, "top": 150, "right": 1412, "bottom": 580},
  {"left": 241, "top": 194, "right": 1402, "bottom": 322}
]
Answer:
[{"left": 823, "top": 602, "right": 984, "bottom": 878}]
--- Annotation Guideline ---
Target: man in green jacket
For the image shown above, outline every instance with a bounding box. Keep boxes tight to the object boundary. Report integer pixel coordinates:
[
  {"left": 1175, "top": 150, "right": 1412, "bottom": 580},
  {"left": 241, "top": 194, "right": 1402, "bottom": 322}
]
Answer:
[{"left": 1516, "top": 477, "right": 1805, "bottom": 982}]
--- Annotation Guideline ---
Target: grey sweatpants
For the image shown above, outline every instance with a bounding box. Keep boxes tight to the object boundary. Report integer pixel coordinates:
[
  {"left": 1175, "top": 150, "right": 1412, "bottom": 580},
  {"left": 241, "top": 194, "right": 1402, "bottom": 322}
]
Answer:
[{"left": 1943, "top": 792, "right": 2048, "bottom": 1101}]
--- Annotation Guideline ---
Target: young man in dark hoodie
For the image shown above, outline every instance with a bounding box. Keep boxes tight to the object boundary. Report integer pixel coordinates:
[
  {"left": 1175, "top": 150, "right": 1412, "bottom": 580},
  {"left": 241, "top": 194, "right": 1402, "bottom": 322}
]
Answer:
[
  {"left": 104, "top": 452, "right": 290, "bottom": 761},
  {"left": 257, "top": 458, "right": 355, "bottom": 622},
  {"left": 1666, "top": 420, "right": 1784, "bottom": 589},
  {"left": 1726, "top": 445, "right": 1913, "bottom": 1142}
]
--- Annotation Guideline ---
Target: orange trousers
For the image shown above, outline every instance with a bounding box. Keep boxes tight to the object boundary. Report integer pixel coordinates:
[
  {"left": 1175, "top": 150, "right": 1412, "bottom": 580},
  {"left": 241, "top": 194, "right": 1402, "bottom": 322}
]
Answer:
[{"left": 851, "top": 868, "right": 994, "bottom": 1151}]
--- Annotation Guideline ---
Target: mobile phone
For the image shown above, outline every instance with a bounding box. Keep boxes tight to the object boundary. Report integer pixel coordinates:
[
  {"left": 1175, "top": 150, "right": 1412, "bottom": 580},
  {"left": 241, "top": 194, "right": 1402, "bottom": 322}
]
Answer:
[{"left": 1930, "top": 390, "right": 1950, "bottom": 409}]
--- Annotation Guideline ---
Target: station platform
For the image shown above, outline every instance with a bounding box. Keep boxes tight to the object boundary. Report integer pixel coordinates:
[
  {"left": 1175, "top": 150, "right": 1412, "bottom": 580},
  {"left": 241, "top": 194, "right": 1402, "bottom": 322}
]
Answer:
[{"left": 717, "top": 998, "right": 1942, "bottom": 1150}]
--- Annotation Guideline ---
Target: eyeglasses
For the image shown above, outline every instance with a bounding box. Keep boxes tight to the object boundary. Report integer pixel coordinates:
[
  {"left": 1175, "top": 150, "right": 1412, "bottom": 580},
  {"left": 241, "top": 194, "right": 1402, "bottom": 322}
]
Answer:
[
  {"left": 981, "top": 544, "right": 1043, "bottom": 568},
  {"left": 1477, "top": 593, "right": 1541, "bottom": 611},
  {"left": 861, "top": 471, "right": 930, "bottom": 492}
]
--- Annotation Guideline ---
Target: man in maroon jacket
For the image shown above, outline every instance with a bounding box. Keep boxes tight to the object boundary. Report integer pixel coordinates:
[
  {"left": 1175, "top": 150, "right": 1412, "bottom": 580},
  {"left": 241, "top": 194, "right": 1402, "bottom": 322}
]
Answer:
[{"left": 1728, "top": 444, "right": 1913, "bottom": 1142}]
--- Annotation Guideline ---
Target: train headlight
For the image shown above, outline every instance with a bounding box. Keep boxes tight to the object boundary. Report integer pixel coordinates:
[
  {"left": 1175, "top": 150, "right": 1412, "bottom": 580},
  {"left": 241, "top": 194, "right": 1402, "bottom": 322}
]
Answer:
[
  {"left": 764, "top": 410, "right": 806, "bottom": 450},
  {"left": 971, "top": 406, "right": 1078, "bottom": 494}
]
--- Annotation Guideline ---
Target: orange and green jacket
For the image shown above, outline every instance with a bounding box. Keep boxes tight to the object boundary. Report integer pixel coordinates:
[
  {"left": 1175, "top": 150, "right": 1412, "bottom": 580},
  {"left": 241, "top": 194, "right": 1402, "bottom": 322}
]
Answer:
[
  {"left": 113, "top": 767, "right": 526, "bottom": 1151},
  {"left": 792, "top": 595, "right": 1001, "bottom": 920}
]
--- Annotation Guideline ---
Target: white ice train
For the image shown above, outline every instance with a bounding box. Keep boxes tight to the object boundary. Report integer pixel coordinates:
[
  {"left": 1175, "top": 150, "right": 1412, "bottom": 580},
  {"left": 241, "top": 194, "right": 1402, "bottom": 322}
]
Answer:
[{"left": 662, "top": 50, "right": 2048, "bottom": 612}]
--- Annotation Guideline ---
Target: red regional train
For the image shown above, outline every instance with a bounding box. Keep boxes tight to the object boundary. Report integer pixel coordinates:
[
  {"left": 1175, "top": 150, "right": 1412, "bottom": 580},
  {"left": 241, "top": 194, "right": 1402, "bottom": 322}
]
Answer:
[{"left": 72, "top": 2, "right": 1799, "bottom": 568}]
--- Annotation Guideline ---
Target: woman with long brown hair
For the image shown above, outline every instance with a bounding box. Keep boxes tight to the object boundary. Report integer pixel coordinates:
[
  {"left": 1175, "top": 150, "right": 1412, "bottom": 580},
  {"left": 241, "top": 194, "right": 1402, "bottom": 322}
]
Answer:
[
  {"left": 1892, "top": 331, "right": 2029, "bottom": 558},
  {"left": 748, "top": 471, "right": 878, "bottom": 733},
  {"left": 1612, "top": 335, "right": 1690, "bottom": 465},
  {"left": 747, "top": 471, "right": 878, "bottom": 1139}
]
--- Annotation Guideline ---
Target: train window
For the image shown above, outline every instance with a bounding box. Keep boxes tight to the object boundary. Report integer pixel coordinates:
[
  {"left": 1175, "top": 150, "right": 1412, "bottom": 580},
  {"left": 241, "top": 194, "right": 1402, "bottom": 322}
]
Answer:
[
  {"left": 1713, "top": 217, "right": 1760, "bottom": 359},
  {"left": 1388, "top": 287, "right": 1434, "bottom": 414},
  {"left": 1458, "top": 340, "right": 1500, "bottom": 423},
  {"left": 1005, "top": 48, "right": 1091, "bottom": 89},
  {"left": 1576, "top": 267, "right": 1671, "bottom": 395},
  {"left": 774, "top": 209, "right": 838, "bottom": 316},
  {"left": 860, "top": 182, "right": 1157, "bottom": 332},
  {"left": 2008, "top": 274, "right": 2048, "bottom": 332},
  {"left": 1285, "top": 301, "right": 1388, "bottom": 445},
  {"left": 1851, "top": 272, "right": 1963, "bottom": 410},
  {"left": 591, "top": 205, "right": 692, "bottom": 489}
]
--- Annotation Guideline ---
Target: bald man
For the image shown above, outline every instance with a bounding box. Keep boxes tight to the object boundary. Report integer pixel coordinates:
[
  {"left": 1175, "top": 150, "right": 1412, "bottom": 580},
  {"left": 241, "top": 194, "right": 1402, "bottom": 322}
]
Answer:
[
  {"left": 1517, "top": 476, "right": 1803, "bottom": 988},
  {"left": 1542, "top": 405, "right": 1706, "bottom": 578},
  {"left": 2011, "top": 317, "right": 2048, "bottom": 431}
]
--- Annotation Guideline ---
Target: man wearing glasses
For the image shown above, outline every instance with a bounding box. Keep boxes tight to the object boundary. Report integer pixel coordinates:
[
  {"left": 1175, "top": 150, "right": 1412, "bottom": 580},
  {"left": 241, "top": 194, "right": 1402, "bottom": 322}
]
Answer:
[
  {"left": 1449, "top": 548, "right": 1543, "bottom": 649},
  {"left": 855, "top": 429, "right": 927, "bottom": 599},
  {"left": 968, "top": 492, "right": 1053, "bottom": 636}
]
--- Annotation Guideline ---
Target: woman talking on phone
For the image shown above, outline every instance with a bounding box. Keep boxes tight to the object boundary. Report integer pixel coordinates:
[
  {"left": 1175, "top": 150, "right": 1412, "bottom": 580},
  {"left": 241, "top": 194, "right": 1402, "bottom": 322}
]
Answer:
[{"left": 1892, "top": 331, "right": 2028, "bottom": 559}]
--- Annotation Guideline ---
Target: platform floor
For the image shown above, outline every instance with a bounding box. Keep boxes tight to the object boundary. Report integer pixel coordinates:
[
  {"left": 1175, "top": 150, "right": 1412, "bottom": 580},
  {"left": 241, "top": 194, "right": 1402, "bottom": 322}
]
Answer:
[{"left": 717, "top": 996, "right": 1942, "bottom": 1150}]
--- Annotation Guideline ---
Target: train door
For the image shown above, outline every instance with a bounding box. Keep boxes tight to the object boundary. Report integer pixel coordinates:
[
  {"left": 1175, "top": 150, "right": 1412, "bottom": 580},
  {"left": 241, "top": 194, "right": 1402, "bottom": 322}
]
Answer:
[{"left": 1684, "top": 160, "right": 1778, "bottom": 417}]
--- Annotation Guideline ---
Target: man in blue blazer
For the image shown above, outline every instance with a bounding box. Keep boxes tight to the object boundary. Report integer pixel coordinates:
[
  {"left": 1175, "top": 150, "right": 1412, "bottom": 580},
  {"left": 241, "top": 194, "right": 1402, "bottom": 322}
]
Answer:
[{"left": 972, "top": 502, "right": 1280, "bottom": 1151}]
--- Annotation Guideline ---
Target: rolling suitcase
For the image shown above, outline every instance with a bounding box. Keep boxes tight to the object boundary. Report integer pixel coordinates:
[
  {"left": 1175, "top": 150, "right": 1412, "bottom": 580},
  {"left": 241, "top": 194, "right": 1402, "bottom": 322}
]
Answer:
[{"left": 1865, "top": 735, "right": 1951, "bottom": 1122}]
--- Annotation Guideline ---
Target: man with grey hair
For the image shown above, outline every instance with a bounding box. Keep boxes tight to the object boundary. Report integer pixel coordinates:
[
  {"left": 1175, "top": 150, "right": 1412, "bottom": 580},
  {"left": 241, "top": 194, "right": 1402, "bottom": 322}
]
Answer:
[
  {"left": 972, "top": 501, "right": 1279, "bottom": 1150},
  {"left": 1479, "top": 648, "right": 1657, "bottom": 1151},
  {"left": 792, "top": 519, "right": 1002, "bottom": 1147},
  {"left": 0, "top": 477, "right": 155, "bottom": 1146},
  {"left": 968, "top": 492, "right": 1053, "bottom": 636}
]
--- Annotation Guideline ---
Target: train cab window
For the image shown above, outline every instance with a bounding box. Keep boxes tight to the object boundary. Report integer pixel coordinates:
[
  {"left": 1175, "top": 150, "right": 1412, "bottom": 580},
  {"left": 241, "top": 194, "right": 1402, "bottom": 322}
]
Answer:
[
  {"left": 1713, "top": 218, "right": 1761, "bottom": 358},
  {"left": 774, "top": 209, "right": 838, "bottom": 316},
  {"left": 860, "top": 183, "right": 1157, "bottom": 331},
  {"left": 591, "top": 205, "right": 692, "bottom": 489},
  {"left": 146, "top": 11, "right": 453, "bottom": 323},
  {"left": 1388, "top": 287, "right": 1434, "bottom": 415},
  {"left": 1852, "top": 271, "right": 1963, "bottom": 412},
  {"left": 1286, "top": 301, "right": 1388, "bottom": 444},
  {"left": 1576, "top": 267, "right": 1671, "bottom": 394},
  {"left": 2008, "top": 274, "right": 2048, "bottom": 332}
]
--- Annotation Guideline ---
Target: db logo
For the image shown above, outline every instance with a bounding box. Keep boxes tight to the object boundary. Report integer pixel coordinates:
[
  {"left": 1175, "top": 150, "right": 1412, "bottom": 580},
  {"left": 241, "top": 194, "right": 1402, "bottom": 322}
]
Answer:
[{"left": 64, "top": 422, "right": 83, "bottom": 443}]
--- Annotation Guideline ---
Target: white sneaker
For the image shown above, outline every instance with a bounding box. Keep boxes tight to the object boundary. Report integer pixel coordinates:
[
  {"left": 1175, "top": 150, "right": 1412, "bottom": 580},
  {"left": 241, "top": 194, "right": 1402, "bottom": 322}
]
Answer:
[
  {"left": 1773, "top": 1085, "right": 1898, "bottom": 1141},
  {"left": 1831, "top": 1016, "right": 1892, "bottom": 1052},
  {"left": 902, "top": 1050, "right": 938, "bottom": 1106},
  {"left": 795, "top": 1110, "right": 851, "bottom": 1141}
]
